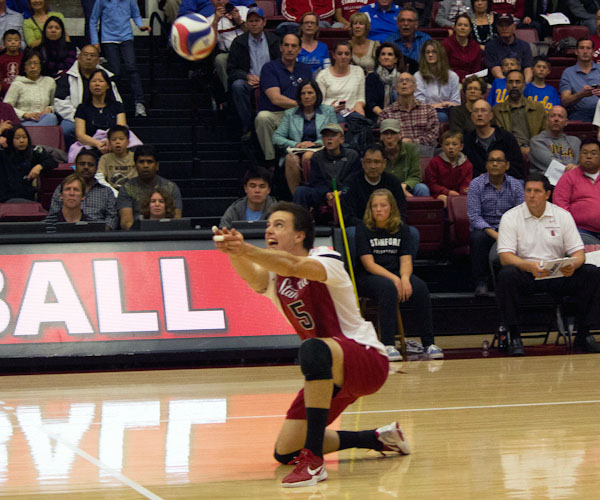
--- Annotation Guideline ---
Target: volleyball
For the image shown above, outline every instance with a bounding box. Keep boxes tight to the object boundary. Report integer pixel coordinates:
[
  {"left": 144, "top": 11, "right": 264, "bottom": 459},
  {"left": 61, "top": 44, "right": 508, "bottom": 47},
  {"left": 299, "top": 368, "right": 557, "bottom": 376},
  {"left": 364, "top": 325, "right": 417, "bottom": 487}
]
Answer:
[{"left": 170, "top": 13, "right": 217, "bottom": 61}]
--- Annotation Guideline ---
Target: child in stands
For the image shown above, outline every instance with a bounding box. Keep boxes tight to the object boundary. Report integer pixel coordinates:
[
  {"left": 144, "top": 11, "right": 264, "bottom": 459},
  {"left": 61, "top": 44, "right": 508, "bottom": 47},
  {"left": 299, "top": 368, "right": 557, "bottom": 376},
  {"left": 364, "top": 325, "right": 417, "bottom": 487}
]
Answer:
[
  {"left": 97, "top": 125, "right": 136, "bottom": 195},
  {"left": 0, "top": 30, "right": 23, "bottom": 98},
  {"left": 424, "top": 130, "right": 472, "bottom": 207},
  {"left": 487, "top": 57, "right": 520, "bottom": 106},
  {"left": 524, "top": 56, "right": 560, "bottom": 112}
]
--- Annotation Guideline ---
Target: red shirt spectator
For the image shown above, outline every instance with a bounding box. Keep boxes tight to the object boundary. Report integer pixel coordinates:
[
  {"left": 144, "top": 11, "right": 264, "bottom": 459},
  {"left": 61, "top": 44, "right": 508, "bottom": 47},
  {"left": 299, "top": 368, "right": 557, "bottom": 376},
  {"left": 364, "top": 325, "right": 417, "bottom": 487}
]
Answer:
[
  {"left": 491, "top": 0, "right": 525, "bottom": 20},
  {"left": 424, "top": 153, "right": 473, "bottom": 197},
  {"left": 591, "top": 33, "right": 600, "bottom": 64},
  {"left": 0, "top": 51, "right": 22, "bottom": 97},
  {"left": 443, "top": 35, "right": 483, "bottom": 81},
  {"left": 553, "top": 167, "right": 600, "bottom": 235},
  {"left": 334, "top": 0, "right": 374, "bottom": 22}
]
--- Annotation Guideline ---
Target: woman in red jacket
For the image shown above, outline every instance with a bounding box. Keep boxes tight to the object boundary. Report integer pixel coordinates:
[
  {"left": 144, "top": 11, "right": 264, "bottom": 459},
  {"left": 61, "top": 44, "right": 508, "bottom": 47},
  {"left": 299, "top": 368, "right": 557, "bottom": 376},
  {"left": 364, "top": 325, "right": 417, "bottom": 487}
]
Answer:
[{"left": 442, "top": 14, "right": 483, "bottom": 81}]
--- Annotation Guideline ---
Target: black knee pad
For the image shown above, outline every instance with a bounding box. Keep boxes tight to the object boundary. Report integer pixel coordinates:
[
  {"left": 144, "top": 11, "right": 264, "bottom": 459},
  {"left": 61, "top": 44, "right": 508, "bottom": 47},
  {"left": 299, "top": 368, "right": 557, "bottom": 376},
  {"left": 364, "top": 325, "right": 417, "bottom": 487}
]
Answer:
[
  {"left": 299, "top": 338, "right": 332, "bottom": 381},
  {"left": 274, "top": 449, "right": 300, "bottom": 464}
]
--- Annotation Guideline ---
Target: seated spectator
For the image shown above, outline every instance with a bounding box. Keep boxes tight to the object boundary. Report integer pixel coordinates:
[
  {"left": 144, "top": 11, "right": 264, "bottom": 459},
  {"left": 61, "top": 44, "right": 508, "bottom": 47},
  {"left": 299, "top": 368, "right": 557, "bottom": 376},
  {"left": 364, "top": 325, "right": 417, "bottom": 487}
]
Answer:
[
  {"left": 315, "top": 40, "right": 366, "bottom": 122},
  {"left": 378, "top": 72, "right": 440, "bottom": 156},
  {"left": 525, "top": 1, "right": 560, "bottom": 41},
  {"left": 38, "top": 16, "right": 76, "bottom": 78},
  {"left": 49, "top": 149, "right": 118, "bottom": 229},
  {"left": 54, "top": 45, "right": 122, "bottom": 147},
  {"left": 467, "top": 148, "right": 524, "bottom": 297},
  {"left": 355, "top": 188, "right": 443, "bottom": 360},
  {"left": 140, "top": 187, "right": 177, "bottom": 220},
  {"left": 349, "top": 12, "right": 380, "bottom": 73},
  {"left": 366, "top": 43, "right": 412, "bottom": 120},
  {"left": 293, "top": 122, "right": 361, "bottom": 210},
  {"left": 442, "top": 13, "right": 483, "bottom": 82},
  {"left": 359, "top": 0, "right": 401, "bottom": 43},
  {"left": 524, "top": 56, "right": 560, "bottom": 111},
  {"left": 73, "top": 69, "right": 127, "bottom": 157},
  {"left": 219, "top": 167, "right": 276, "bottom": 227},
  {"left": 209, "top": 0, "right": 249, "bottom": 93},
  {"left": 530, "top": 106, "right": 581, "bottom": 175},
  {"left": 90, "top": 0, "right": 150, "bottom": 117},
  {"left": 449, "top": 74, "right": 488, "bottom": 134},
  {"left": 226, "top": 8, "right": 280, "bottom": 142},
  {"left": 470, "top": 0, "right": 495, "bottom": 47},
  {"left": 496, "top": 172, "right": 600, "bottom": 355},
  {"left": 273, "top": 80, "right": 337, "bottom": 195},
  {"left": 298, "top": 12, "right": 331, "bottom": 73},
  {"left": 0, "top": 29, "right": 22, "bottom": 97},
  {"left": 333, "top": 0, "right": 369, "bottom": 29},
  {"left": 424, "top": 130, "right": 472, "bottom": 206},
  {"left": 0, "top": 125, "right": 56, "bottom": 202},
  {"left": 560, "top": 37, "right": 600, "bottom": 122},
  {"left": 385, "top": 7, "right": 431, "bottom": 62},
  {"left": 491, "top": 0, "right": 542, "bottom": 37},
  {"left": 45, "top": 174, "right": 87, "bottom": 225},
  {"left": 567, "top": 0, "right": 600, "bottom": 35},
  {"left": 0, "top": 0, "right": 24, "bottom": 51},
  {"left": 97, "top": 125, "right": 136, "bottom": 193},
  {"left": 553, "top": 139, "right": 600, "bottom": 243},
  {"left": 255, "top": 34, "right": 312, "bottom": 163},
  {"left": 492, "top": 69, "right": 547, "bottom": 159},
  {"left": 463, "top": 99, "right": 525, "bottom": 178},
  {"left": 379, "top": 118, "right": 429, "bottom": 197},
  {"left": 487, "top": 56, "right": 520, "bottom": 106},
  {"left": 23, "top": 0, "right": 65, "bottom": 48},
  {"left": 117, "top": 145, "right": 182, "bottom": 230},
  {"left": 281, "top": 0, "right": 334, "bottom": 26},
  {"left": 484, "top": 13, "right": 532, "bottom": 82},
  {"left": 435, "top": 0, "right": 472, "bottom": 29},
  {"left": 414, "top": 40, "right": 461, "bottom": 122},
  {"left": 4, "top": 48, "right": 57, "bottom": 126}
]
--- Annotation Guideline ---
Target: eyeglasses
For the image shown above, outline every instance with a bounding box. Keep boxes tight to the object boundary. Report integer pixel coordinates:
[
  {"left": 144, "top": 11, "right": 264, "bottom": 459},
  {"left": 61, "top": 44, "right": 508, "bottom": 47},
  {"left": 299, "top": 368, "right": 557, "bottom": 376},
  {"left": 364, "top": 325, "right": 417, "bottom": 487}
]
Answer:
[
  {"left": 25, "top": 61, "right": 41, "bottom": 67},
  {"left": 580, "top": 150, "right": 600, "bottom": 156}
]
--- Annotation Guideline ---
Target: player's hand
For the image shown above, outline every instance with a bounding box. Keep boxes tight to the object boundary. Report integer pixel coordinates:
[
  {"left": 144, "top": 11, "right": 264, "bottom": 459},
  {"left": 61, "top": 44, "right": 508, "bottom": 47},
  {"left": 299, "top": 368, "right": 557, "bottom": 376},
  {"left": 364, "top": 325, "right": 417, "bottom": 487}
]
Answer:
[
  {"left": 560, "top": 264, "right": 575, "bottom": 277},
  {"left": 399, "top": 276, "right": 412, "bottom": 302},
  {"left": 212, "top": 226, "right": 246, "bottom": 254}
]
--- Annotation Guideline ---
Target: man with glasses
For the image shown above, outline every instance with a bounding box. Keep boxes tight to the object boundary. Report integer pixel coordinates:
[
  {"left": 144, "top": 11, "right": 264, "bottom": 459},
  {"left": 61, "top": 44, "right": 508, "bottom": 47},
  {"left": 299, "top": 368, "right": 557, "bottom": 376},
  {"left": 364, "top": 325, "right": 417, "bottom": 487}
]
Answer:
[
  {"left": 554, "top": 139, "right": 600, "bottom": 244},
  {"left": 54, "top": 45, "right": 122, "bottom": 146},
  {"left": 384, "top": 6, "right": 430, "bottom": 61},
  {"left": 467, "top": 148, "right": 524, "bottom": 297},
  {"left": 463, "top": 99, "right": 525, "bottom": 179},
  {"left": 496, "top": 172, "right": 600, "bottom": 355}
]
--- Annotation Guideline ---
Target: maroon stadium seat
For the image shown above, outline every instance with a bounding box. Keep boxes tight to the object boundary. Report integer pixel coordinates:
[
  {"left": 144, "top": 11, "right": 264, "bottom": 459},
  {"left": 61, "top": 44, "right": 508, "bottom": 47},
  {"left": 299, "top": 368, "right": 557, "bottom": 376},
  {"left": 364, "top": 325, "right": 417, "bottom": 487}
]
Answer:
[
  {"left": 515, "top": 29, "right": 539, "bottom": 44},
  {"left": 447, "top": 194, "right": 469, "bottom": 254},
  {"left": 255, "top": 0, "right": 277, "bottom": 17},
  {"left": 0, "top": 202, "right": 47, "bottom": 221},
  {"left": 552, "top": 26, "right": 589, "bottom": 43},
  {"left": 405, "top": 197, "right": 444, "bottom": 255},
  {"left": 39, "top": 163, "right": 74, "bottom": 210},
  {"left": 24, "top": 125, "right": 65, "bottom": 151}
]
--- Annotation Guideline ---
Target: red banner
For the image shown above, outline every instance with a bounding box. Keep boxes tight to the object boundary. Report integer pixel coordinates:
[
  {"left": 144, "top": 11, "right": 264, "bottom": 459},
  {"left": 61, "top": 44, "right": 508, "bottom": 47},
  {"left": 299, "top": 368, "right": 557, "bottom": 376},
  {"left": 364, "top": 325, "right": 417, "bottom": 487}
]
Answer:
[{"left": 0, "top": 249, "right": 296, "bottom": 344}]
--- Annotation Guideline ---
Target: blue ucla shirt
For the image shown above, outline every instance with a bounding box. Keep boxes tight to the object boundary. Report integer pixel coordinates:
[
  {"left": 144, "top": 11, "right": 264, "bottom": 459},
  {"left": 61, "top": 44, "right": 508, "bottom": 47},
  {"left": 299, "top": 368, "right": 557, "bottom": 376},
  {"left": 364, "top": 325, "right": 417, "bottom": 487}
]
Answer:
[
  {"left": 524, "top": 82, "right": 560, "bottom": 111},
  {"left": 298, "top": 42, "right": 331, "bottom": 73},
  {"left": 487, "top": 78, "right": 507, "bottom": 106}
]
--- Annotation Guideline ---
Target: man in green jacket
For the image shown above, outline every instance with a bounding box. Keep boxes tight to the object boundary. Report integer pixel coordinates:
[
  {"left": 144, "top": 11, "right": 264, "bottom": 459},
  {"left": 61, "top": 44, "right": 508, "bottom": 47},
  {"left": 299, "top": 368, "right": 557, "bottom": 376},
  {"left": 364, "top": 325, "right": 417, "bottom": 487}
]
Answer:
[
  {"left": 492, "top": 69, "right": 547, "bottom": 161},
  {"left": 379, "top": 119, "right": 430, "bottom": 197}
]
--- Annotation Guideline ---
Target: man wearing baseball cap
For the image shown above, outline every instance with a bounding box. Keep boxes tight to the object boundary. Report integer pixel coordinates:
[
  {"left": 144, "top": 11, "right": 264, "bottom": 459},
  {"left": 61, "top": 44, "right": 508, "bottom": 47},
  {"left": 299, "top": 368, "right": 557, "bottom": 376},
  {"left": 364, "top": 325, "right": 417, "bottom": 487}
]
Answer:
[
  {"left": 293, "top": 123, "right": 361, "bottom": 213},
  {"left": 484, "top": 13, "right": 533, "bottom": 83},
  {"left": 379, "top": 119, "right": 429, "bottom": 198}
]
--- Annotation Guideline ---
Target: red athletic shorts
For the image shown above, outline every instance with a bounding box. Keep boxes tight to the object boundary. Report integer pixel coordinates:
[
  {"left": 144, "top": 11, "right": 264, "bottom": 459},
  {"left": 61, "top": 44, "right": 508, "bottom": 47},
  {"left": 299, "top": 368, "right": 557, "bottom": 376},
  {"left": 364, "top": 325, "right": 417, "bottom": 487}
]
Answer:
[{"left": 286, "top": 336, "right": 389, "bottom": 424}]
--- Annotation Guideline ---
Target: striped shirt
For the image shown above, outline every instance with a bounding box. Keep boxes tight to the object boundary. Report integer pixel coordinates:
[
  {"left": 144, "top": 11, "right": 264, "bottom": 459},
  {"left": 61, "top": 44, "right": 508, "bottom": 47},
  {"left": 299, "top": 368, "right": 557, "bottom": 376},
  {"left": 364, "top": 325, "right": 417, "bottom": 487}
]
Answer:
[{"left": 467, "top": 173, "right": 524, "bottom": 231}]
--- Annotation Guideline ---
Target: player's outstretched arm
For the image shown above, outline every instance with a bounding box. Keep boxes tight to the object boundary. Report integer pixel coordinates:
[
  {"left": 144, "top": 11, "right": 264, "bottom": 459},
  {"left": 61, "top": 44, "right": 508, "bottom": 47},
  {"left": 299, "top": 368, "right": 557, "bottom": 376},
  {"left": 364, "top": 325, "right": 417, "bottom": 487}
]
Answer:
[
  {"left": 213, "top": 227, "right": 270, "bottom": 292},
  {"left": 242, "top": 245, "right": 327, "bottom": 282}
]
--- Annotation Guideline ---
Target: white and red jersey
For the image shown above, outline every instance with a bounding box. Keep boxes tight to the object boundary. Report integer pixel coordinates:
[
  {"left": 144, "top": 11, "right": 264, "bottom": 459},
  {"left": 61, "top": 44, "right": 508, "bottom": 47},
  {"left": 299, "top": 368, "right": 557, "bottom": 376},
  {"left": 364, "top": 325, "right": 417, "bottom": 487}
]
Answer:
[{"left": 264, "top": 247, "right": 386, "bottom": 356}]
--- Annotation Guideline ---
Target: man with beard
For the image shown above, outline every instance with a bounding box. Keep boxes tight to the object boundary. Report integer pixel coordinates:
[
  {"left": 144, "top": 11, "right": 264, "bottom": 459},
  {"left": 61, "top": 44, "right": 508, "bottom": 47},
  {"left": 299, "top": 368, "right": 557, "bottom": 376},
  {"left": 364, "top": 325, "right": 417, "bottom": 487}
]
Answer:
[{"left": 492, "top": 69, "right": 546, "bottom": 160}]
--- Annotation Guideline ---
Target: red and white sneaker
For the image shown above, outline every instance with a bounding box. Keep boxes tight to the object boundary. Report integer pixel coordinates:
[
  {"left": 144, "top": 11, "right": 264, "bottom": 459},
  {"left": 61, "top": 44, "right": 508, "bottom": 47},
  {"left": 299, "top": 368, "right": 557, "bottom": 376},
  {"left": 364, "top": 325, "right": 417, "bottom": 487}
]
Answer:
[
  {"left": 375, "top": 422, "right": 411, "bottom": 455},
  {"left": 281, "top": 449, "right": 327, "bottom": 488}
]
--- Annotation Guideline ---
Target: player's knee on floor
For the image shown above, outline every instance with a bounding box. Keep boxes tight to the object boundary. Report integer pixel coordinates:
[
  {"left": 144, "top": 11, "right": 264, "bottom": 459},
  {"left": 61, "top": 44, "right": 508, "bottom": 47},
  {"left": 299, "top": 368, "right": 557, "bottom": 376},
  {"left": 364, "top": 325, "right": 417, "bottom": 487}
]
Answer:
[
  {"left": 299, "top": 338, "right": 332, "bottom": 381},
  {"left": 274, "top": 448, "right": 301, "bottom": 464}
]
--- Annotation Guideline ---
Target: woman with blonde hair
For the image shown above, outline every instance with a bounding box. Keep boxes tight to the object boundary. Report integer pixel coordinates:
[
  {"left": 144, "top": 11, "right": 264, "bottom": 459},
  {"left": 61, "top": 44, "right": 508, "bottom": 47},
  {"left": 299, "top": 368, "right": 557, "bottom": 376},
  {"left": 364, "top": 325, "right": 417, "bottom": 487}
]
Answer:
[
  {"left": 348, "top": 12, "right": 379, "bottom": 73},
  {"left": 355, "top": 188, "right": 443, "bottom": 361},
  {"left": 414, "top": 39, "right": 460, "bottom": 122}
]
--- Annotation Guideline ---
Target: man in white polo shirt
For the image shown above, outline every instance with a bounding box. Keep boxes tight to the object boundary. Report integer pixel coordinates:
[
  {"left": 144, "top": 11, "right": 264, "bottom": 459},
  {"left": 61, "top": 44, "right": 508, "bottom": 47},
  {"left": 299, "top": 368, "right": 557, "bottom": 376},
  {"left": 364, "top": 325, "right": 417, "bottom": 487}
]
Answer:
[{"left": 496, "top": 172, "right": 600, "bottom": 356}]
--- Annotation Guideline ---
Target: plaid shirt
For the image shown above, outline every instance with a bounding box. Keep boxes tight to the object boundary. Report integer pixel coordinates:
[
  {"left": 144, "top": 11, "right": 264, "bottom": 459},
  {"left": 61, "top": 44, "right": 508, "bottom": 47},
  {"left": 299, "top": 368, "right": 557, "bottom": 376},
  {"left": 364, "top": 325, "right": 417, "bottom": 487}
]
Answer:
[
  {"left": 50, "top": 180, "right": 118, "bottom": 230},
  {"left": 467, "top": 173, "right": 524, "bottom": 232},
  {"left": 377, "top": 99, "right": 439, "bottom": 147}
]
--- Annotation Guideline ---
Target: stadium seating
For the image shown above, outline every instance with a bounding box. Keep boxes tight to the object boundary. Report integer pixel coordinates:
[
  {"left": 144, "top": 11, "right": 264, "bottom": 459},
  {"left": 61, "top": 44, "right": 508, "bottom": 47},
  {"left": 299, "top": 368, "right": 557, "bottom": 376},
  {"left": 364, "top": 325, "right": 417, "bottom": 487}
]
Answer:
[
  {"left": 24, "top": 126, "right": 66, "bottom": 152},
  {"left": 0, "top": 202, "right": 47, "bottom": 221},
  {"left": 446, "top": 194, "right": 469, "bottom": 255},
  {"left": 405, "top": 197, "right": 444, "bottom": 255}
]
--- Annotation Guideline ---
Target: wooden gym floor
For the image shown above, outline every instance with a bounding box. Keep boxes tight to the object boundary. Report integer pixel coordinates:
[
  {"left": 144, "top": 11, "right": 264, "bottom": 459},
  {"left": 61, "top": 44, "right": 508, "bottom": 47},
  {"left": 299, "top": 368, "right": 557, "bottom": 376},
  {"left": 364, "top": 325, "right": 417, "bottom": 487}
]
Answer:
[{"left": 1, "top": 337, "right": 599, "bottom": 499}]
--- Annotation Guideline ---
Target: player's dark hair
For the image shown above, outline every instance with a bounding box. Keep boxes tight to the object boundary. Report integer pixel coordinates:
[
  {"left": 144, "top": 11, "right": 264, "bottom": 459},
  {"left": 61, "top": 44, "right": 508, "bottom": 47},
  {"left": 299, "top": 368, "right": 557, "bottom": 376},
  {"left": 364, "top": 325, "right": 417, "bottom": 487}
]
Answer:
[
  {"left": 3, "top": 29, "right": 21, "bottom": 41},
  {"left": 243, "top": 167, "right": 272, "bottom": 187},
  {"left": 526, "top": 172, "right": 551, "bottom": 192},
  {"left": 134, "top": 144, "right": 158, "bottom": 163},
  {"left": 107, "top": 124, "right": 130, "bottom": 140},
  {"left": 267, "top": 201, "right": 315, "bottom": 251}
]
